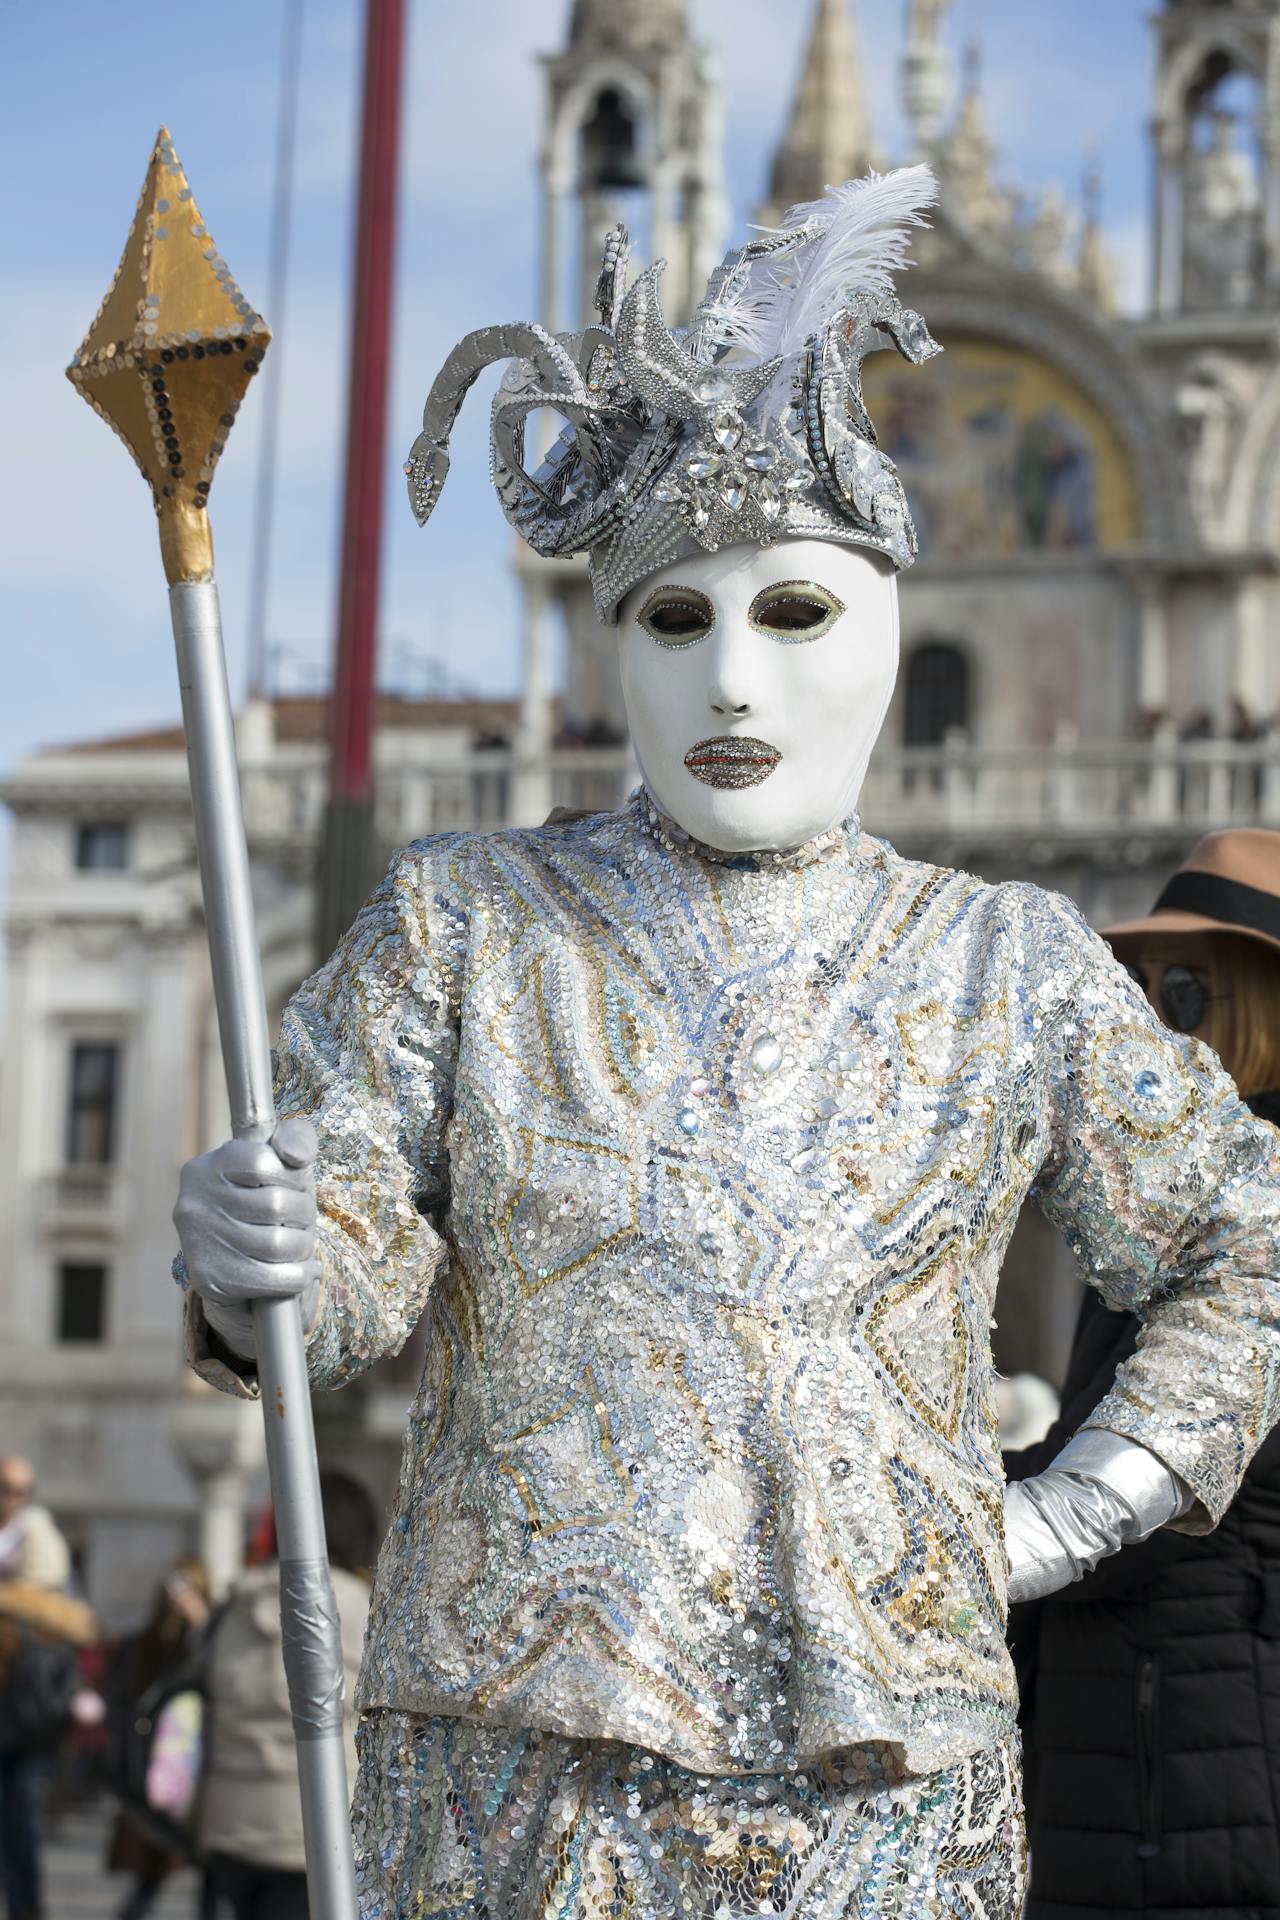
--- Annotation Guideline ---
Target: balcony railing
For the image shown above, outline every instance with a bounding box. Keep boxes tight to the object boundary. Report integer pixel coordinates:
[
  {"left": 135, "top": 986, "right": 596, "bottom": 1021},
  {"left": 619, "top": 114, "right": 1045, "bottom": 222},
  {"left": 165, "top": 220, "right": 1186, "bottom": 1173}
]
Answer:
[
  {"left": 41, "top": 1165, "right": 116, "bottom": 1232},
  {"left": 862, "top": 729, "right": 1280, "bottom": 847},
  {"left": 241, "top": 747, "right": 637, "bottom": 845},
  {"left": 240, "top": 729, "right": 1280, "bottom": 853}
]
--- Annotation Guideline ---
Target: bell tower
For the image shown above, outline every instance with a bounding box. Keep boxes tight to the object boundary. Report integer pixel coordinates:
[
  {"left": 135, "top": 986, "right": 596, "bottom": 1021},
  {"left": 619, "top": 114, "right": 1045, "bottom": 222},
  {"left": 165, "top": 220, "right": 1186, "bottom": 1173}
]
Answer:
[
  {"left": 1151, "top": 0, "right": 1280, "bottom": 314},
  {"left": 758, "top": 0, "right": 876, "bottom": 227},
  {"left": 539, "top": 0, "right": 727, "bottom": 332},
  {"left": 509, "top": 0, "right": 728, "bottom": 800}
]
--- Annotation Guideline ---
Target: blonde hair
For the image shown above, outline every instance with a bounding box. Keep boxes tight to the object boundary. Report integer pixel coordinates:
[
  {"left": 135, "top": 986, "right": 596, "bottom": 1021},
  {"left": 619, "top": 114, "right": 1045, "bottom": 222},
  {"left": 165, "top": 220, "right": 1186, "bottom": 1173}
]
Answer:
[
  {"left": 1205, "top": 933, "right": 1280, "bottom": 1098},
  {"left": 1110, "top": 930, "right": 1280, "bottom": 1098}
]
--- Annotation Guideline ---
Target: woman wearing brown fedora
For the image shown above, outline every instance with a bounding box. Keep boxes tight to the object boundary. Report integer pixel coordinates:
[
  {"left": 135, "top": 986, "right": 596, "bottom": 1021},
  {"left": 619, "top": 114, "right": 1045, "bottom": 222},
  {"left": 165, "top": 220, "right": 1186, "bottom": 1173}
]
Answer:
[{"left": 1007, "top": 828, "right": 1280, "bottom": 1918}]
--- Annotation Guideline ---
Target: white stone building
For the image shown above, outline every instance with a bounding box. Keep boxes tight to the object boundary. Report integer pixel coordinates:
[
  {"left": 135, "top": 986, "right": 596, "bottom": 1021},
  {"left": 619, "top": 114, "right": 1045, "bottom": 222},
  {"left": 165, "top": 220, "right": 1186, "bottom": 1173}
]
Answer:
[{"left": 6, "top": 0, "right": 1280, "bottom": 1623}]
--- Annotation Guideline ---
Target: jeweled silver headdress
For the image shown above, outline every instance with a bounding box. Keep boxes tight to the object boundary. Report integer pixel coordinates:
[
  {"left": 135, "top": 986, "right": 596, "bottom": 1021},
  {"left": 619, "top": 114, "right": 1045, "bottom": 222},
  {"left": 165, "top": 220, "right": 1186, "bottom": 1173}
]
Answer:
[{"left": 406, "top": 167, "right": 942, "bottom": 621}]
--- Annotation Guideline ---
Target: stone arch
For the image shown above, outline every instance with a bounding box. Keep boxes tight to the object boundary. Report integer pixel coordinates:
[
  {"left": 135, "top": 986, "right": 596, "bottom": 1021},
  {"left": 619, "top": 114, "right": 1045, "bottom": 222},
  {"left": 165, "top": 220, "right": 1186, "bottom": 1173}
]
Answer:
[
  {"left": 1157, "top": 26, "right": 1266, "bottom": 133},
  {"left": 547, "top": 60, "right": 657, "bottom": 190},
  {"left": 894, "top": 257, "right": 1186, "bottom": 550}
]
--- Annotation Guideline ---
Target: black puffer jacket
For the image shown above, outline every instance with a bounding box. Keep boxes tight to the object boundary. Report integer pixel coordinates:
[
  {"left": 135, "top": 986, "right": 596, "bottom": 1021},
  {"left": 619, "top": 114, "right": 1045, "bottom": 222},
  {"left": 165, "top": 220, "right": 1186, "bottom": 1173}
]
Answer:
[{"left": 1007, "top": 1289, "right": 1280, "bottom": 1919}]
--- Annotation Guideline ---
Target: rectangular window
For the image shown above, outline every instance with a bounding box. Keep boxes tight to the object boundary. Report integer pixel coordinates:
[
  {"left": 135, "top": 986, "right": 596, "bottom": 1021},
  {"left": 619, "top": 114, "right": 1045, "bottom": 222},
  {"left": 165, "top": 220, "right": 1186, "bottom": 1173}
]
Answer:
[
  {"left": 57, "top": 1263, "right": 107, "bottom": 1343},
  {"left": 75, "top": 823, "right": 129, "bottom": 872},
  {"left": 66, "top": 1043, "right": 118, "bottom": 1166}
]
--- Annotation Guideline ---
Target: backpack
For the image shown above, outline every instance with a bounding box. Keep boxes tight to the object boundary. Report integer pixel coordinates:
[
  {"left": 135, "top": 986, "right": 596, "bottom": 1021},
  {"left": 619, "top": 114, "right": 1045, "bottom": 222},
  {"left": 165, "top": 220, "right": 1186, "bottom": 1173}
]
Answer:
[
  {"left": 0, "top": 1628, "right": 80, "bottom": 1754},
  {"left": 108, "top": 1605, "right": 226, "bottom": 1857}
]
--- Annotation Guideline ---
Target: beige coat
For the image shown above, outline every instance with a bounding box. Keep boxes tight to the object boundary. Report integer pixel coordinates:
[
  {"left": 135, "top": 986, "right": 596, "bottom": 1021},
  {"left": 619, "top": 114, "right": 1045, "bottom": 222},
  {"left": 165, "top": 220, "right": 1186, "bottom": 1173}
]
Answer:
[
  {"left": 198, "top": 1562, "right": 368, "bottom": 1872},
  {"left": 0, "top": 1505, "right": 71, "bottom": 1592}
]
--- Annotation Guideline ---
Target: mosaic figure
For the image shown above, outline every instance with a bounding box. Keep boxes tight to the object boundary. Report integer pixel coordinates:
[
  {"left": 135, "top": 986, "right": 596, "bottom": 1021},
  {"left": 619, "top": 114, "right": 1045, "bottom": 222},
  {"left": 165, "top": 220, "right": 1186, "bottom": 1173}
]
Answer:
[{"left": 174, "top": 169, "right": 1280, "bottom": 1917}]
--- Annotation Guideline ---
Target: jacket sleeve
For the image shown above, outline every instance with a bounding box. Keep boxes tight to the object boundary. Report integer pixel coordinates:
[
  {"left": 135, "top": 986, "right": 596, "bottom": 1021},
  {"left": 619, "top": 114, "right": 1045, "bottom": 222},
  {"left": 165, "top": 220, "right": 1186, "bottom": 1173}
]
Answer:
[
  {"left": 187, "top": 842, "right": 461, "bottom": 1398},
  {"left": 1026, "top": 889, "right": 1280, "bottom": 1532}
]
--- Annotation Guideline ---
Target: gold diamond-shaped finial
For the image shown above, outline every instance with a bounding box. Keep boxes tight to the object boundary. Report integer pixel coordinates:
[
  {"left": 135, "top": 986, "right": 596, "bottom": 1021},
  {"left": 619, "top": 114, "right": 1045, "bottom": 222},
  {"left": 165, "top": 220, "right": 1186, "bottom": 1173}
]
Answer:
[{"left": 66, "top": 128, "right": 272, "bottom": 584}]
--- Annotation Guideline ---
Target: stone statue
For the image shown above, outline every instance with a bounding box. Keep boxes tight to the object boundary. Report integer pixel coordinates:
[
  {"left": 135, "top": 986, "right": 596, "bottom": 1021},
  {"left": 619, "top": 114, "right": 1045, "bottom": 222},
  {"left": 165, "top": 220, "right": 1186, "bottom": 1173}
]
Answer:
[{"left": 1185, "top": 110, "right": 1261, "bottom": 307}]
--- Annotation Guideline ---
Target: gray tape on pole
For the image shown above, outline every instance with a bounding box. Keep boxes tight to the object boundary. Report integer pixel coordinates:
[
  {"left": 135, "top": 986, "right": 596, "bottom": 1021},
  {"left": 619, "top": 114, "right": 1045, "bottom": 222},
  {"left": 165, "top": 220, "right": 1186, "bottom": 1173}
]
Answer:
[{"left": 279, "top": 1557, "right": 346, "bottom": 1741}]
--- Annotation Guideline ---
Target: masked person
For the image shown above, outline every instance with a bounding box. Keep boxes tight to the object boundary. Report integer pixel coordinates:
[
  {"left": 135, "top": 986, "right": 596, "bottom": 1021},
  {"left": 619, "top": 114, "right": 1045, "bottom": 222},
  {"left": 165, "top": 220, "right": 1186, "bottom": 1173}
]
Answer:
[
  {"left": 172, "top": 171, "right": 1280, "bottom": 1920},
  {"left": 1007, "top": 829, "right": 1280, "bottom": 1917}
]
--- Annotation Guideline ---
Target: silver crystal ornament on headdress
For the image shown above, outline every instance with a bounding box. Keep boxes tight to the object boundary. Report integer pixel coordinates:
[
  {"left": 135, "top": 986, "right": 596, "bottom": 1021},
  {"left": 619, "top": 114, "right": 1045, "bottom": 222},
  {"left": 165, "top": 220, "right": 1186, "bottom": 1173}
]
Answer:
[{"left": 405, "top": 166, "right": 942, "bottom": 621}]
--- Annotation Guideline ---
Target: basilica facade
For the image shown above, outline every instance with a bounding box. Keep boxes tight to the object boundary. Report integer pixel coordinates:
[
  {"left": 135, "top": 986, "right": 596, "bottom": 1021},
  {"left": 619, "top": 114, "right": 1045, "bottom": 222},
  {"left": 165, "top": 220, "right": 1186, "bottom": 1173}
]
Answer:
[{"left": 537, "top": 0, "right": 1280, "bottom": 912}]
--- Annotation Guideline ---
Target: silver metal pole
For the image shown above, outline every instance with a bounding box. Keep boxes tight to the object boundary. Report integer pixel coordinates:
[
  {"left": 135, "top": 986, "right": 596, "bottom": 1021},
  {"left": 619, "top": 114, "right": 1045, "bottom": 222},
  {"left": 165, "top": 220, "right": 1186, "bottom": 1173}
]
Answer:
[{"left": 170, "top": 580, "right": 358, "bottom": 1920}]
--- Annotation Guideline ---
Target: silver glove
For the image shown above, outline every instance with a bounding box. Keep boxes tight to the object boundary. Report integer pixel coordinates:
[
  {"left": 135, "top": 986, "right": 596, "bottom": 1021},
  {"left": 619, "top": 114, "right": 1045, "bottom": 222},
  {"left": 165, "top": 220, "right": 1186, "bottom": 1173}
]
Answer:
[
  {"left": 1004, "top": 1428, "right": 1195, "bottom": 1605},
  {"left": 173, "top": 1116, "right": 320, "bottom": 1359}
]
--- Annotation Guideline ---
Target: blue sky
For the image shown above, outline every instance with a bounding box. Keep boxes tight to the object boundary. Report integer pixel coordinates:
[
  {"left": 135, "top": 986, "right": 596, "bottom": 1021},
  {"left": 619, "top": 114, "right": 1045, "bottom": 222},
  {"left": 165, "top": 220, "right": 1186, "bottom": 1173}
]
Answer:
[{"left": 2, "top": 0, "right": 1154, "bottom": 775}]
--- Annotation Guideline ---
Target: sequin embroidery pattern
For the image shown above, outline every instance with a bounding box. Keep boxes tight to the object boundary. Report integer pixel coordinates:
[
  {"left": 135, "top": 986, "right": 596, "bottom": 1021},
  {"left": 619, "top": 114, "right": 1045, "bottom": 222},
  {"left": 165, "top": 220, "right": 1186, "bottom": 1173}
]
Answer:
[
  {"left": 188, "top": 793, "right": 1280, "bottom": 1779},
  {"left": 350, "top": 1712, "right": 1027, "bottom": 1920}
]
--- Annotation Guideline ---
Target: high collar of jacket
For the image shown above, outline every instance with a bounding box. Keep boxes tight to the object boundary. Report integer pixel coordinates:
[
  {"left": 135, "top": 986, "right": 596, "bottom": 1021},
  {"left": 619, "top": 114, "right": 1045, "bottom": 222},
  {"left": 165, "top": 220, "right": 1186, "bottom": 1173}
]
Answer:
[{"left": 629, "top": 786, "right": 864, "bottom": 875}]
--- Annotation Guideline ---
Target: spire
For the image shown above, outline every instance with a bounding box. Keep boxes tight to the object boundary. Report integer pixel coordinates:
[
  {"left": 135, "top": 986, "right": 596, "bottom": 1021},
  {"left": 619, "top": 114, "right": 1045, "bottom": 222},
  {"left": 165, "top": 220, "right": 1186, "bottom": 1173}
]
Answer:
[
  {"left": 902, "top": 0, "right": 953, "bottom": 154},
  {"left": 943, "top": 43, "right": 996, "bottom": 210},
  {"left": 763, "top": 0, "right": 873, "bottom": 222},
  {"left": 568, "top": 0, "right": 688, "bottom": 51},
  {"left": 1076, "top": 157, "right": 1119, "bottom": 311}
]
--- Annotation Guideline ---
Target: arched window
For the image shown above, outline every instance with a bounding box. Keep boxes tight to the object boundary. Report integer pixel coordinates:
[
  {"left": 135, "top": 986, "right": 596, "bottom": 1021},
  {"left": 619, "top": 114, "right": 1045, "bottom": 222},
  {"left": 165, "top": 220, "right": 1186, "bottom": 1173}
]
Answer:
[
  {"left": 904, "top": 641, "right": 970, "bottom": 745},
  {"left": 581, "top": 89, "right": 647, "bottom": 192}
]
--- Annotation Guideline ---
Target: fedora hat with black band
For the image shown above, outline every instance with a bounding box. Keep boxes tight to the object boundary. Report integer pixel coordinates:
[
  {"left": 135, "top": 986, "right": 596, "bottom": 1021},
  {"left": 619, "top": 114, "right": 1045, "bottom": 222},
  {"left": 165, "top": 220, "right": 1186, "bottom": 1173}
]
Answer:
[{"left": 1103, "top": 829, "right": 1280, "bottom": 958}]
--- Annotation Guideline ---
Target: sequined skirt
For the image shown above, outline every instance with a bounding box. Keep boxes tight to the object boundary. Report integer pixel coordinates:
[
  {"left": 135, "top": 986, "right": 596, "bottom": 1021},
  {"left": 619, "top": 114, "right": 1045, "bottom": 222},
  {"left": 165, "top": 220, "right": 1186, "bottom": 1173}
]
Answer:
[{"left": 351, "top": 1711, "right": 1026, "bottom": 1919}]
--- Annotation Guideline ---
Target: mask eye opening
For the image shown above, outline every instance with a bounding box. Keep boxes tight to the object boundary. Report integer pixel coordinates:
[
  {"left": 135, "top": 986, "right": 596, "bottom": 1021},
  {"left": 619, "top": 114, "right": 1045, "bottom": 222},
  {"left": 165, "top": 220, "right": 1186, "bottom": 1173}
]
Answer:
[
  {"left": 747, "top": 580, "right": 845, "bottom": 643},
  {"left": 635, "top": 585, "right": 716, "bottom": 649}
]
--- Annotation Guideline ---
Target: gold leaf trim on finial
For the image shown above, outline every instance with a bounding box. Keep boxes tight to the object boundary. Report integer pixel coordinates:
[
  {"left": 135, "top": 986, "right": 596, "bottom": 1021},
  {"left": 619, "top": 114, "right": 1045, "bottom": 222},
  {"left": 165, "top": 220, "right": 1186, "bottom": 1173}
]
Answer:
[{"left": 66, "top": 127, "right": 272, "bottom": 583}]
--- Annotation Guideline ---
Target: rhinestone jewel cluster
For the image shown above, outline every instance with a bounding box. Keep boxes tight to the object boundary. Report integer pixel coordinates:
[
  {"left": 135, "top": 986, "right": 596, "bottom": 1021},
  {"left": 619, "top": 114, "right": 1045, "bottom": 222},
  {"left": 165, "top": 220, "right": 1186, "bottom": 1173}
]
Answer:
[
  {"left": 651, "top": 372, "right": 814, "bottom": 540},
  {"left": 192, "top": 796, "right": 1280, "bottom": 1791},
  {"left": 404, "top": 197, "right": 942, "bottom": 620}
]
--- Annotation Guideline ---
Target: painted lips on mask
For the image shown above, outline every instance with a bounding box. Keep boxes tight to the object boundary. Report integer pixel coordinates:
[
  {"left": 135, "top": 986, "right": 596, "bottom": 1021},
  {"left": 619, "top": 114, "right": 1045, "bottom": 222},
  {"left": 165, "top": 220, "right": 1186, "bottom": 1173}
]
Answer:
[{"left": 683, "top": 735, "right": 783, "bottom": 789}]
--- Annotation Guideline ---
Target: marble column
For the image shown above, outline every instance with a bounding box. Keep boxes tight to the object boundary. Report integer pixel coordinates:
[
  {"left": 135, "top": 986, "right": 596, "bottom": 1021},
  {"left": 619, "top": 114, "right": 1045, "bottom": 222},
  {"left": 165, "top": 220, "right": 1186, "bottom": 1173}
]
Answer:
[
  {"left": 1137, "top": 575, "right": 1171, "bottom": 717},
  {"left": 540, "top": 170, "right": 563, "bottom": 336},
  {"left": 1262, "top": 51, "right": 1280, "bottom": 293},
  {"left": 511, "top": 572, "right": 555, "bottom": 827},
  {"left": 1154, "top": 129, "right": 1185, "bottom": 316},
  {"left": 1232, "top": 575, "right": 1271, "bottom": 720},
  {"left": 170, "top": 1381, "right": 266, "bottom": 1598}
]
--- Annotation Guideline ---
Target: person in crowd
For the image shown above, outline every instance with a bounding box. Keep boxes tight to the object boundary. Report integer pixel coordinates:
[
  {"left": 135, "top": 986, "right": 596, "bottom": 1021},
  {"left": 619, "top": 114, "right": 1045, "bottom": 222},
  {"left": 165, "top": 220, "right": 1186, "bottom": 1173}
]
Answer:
[
  {"left": 198, "top": 1472, "right": 375, "bottom": 1920},
  {"left": 104, "top": 1559, "right": 212, "bottom": 1920},
  {"left": 1007, "top": 826, "right": 1280, "bottom": 1917},
  {"left": 0, "top": 1460, "right": 69, "bottom": 1596},
  {"left": 0, "top": 1458, "right": 92, "bottom": 1920}
]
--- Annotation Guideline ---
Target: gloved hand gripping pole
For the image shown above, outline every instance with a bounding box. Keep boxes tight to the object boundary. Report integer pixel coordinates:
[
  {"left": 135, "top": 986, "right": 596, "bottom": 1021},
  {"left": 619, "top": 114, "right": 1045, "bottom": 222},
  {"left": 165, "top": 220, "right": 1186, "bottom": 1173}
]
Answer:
[{"left": 67, "top": 129, "right": 358, "bottom": 1920}]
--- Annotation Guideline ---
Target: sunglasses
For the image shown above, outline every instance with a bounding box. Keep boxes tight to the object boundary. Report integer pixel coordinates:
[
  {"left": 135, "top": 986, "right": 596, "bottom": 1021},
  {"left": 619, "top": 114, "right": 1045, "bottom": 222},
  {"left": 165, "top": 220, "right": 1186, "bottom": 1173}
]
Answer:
[{"left": 1123, "top": 961, "right": 1232, "bottom": 1034}]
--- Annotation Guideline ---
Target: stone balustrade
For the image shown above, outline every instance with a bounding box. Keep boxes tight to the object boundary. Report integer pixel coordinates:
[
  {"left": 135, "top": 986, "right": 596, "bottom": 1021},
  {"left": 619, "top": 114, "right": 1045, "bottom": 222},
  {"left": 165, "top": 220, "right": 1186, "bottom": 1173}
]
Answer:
[{"left": 235, "top": 727, "right": 1280, "bottom": 855}]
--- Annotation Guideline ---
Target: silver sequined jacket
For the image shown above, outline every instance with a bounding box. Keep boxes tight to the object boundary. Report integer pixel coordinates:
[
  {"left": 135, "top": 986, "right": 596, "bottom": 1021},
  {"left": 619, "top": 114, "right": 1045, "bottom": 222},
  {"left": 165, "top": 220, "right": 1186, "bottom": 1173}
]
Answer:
[{"left": 190, "top": 796, "right": 1280, "bottom": 1777}]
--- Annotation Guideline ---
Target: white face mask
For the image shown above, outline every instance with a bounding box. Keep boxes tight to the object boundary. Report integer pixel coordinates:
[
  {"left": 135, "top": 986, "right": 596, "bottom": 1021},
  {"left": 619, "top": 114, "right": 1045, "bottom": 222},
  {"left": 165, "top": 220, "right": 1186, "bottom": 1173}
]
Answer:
[{"left": 617, "top": 537, "right": 900, "bottom": 853}]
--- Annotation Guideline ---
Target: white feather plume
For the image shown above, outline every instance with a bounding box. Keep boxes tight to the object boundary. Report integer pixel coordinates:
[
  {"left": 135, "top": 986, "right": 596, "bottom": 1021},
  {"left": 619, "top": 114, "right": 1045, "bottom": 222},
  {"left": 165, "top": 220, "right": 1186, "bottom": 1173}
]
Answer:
[{"left": 699, "top": 165, "right": 939, "bottom": 371}]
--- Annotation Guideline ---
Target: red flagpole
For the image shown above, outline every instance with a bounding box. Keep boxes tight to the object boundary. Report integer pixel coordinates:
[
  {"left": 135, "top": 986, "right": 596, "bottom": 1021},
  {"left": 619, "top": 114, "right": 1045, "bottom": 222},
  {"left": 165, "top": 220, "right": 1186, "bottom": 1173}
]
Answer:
[{"left": 319, "top": 0, "right": 406, "bottom": 957}]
